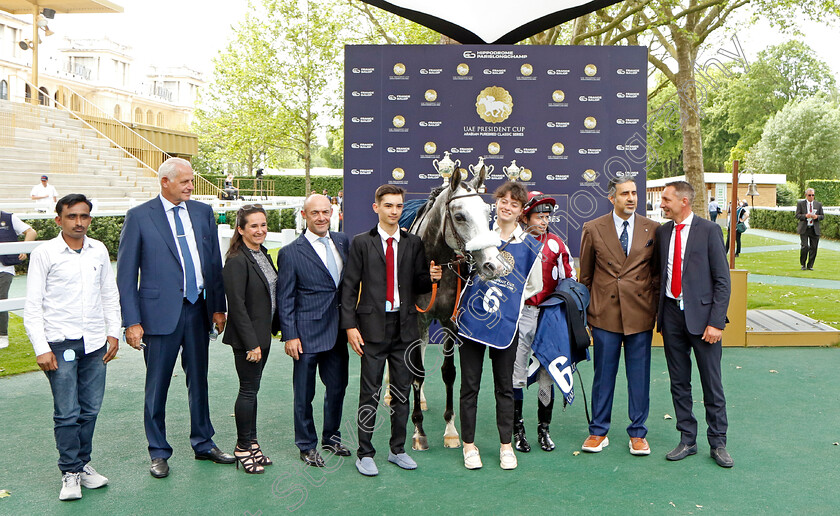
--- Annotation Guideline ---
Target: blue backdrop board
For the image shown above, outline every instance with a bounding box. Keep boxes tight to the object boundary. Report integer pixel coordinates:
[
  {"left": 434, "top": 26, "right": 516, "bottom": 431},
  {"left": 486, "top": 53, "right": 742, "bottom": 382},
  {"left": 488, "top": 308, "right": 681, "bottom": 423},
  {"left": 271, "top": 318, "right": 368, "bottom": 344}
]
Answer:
[{"left": 343, "top": 44, "right": 647, "bottom": 256}]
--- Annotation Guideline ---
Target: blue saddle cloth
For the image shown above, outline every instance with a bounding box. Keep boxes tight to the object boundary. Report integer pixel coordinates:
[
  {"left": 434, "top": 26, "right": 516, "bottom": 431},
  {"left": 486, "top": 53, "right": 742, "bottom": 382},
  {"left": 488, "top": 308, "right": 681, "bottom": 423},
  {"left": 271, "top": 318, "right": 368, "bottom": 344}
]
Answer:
[{"left": 399, "top": 199, "right": 429, "bottom": 229}]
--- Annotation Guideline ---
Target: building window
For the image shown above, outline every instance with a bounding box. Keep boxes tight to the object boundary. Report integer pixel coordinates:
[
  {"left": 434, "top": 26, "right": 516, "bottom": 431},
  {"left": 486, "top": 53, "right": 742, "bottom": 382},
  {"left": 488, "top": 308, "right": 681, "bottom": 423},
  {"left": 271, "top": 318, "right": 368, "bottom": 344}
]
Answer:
[
  {"left": 0, "top": 80, "right": 8, "bottom": 101},
  {"left": 134, "top": 107, "right": 142, "bottom": 123},
  {"left": 156, "top": 112, "right": 165, "bottom": 127},
  {"left": 146, "top": 109, "right": 153, "bottom": 125},
  {"left": 113, "top": 104, "right": 121, "bottom": 120},
  {"left": 39, "top": 86, "right": 49, "bottom": 106}
]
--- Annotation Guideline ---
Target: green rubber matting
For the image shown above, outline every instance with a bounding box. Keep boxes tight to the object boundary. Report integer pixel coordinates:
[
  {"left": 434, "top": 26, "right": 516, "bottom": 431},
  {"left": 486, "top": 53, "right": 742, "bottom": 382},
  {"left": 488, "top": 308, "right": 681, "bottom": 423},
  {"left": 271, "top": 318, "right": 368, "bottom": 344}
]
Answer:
[{"left": 1, "top": 342, "right": 839, "bottom": 515}]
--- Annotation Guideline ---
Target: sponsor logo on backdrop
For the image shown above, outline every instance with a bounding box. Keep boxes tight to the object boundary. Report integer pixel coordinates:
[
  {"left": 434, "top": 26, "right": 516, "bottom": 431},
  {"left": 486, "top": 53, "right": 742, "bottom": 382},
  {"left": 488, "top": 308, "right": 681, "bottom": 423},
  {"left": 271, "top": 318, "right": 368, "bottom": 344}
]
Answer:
[
  {"left": 515, "top": 147, "right": 538, "bottom": 154},
  {"left": 457, "top": 63, "right": 470, "bottom": 76},
  {"left": 387, "top": 94, "right": 411, "bottom": 101},
  {"left": 476, "top": 86, "right": 513, "bottom": 123},
  {"left": 582, "top": 169, "right": 598, "bottom": 182},
  {"left": 616, "top": 118, "right": 640, "bottom": 125},
  {"left": 488, "top": 142, "right": 501, "bottom": 155},
  {"left": 450, "top": 147, "right": 474, "bottom": 154},
  {"left": 546, "top": 121, "right": 570, "bottom": 128},
  {"left": 424, "top": 142, "right": 437, "bottom": 154},
  {"left": 425, "top": 90, "right": 438, "bottom": 102},
  {"left": 420, "top": 68, "right": 442, "bottom": 75},
  {"left": 387, "top": 146, "right": 410, "bottom": 153},
  {"left": 393, "top": 63, "right": 406, "bottom": 75},
  {"left": 616, "top": 144, "right": 640, "bottom": 151},
  {"left": 351, "top": 67, "right": 375, "bottom": 74},
  {"left": 616, "top": 68, "right": 641, "bottom": 75},
  {"left": 392, "top": 168, "right": 405, "bottom": 180},
  {"left": 520, "top": 64, "right": 533, "bottom": 76},
  {"left": 551, "top": 143, "right": 565, "bottom": 156},
  {"left": 552, "top": 90, "right": 566, "bottom": 103},
  {"left": 546, "top": 174, "right": 570, "bottom": 181},
  {"left": 484, "top": 68, "right": 507, "bottom": 75},
  {"left": 520, "top": 168, "right": 533, "bottom": 181},
  {"left": 584, "top": 64, "right": 598, "bottom": 76},
  {"left": 584, "top": 117, "right": 597, "bottom": 129},
  {"left": 547, "top": 68, "right": 570, "bottom": 75},
  {"left": 578, "top": 148, "right": 602, "bottom": 155},
  {"left": 418, "top": 120, "right": 442, "bottom": 127},
  {"left": 351, "top": 143, "right": 374, "bottom": 149},
  {"left": 351, "top": 116, "right": 374, "bottom": 123},
  {"left": 616, "top": 92, "right": 641, "bottom": 99},
  {"left": 350, "top": 168, "right": 373, "bottom": 175},
  {"left": 578, "top": 95, "right": 602, "bottom": 102},
  {"left": 392, "top": 115, "right": 405, "bottom": 128},
  {"left": 351, "top": 90, "right": 374, "bottom": 97}
]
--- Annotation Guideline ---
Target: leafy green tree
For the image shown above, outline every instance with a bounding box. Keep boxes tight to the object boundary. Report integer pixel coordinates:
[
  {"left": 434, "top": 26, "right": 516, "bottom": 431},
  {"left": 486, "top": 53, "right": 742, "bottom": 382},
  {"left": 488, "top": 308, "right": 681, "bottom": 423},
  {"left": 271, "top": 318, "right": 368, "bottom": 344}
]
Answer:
[{"left": 750, "top": 97, "right": 840, "bottom": 192}]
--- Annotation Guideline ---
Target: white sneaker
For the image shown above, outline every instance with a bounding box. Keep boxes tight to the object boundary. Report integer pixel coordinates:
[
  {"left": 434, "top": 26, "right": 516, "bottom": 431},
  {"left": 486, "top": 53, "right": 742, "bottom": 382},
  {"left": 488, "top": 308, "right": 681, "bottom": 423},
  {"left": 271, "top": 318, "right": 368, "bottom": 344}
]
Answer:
[
  {"left": 81, "top": 464, "right": 109, "bottom": 488},
  {"left": 500, "top": 448, "right": 517, "bottom": 470},
  {"left": 463, "top": 448, "right": 482, "bottom": 470},
  {"left": 0, "top": 335, "right": 8, "bottom": 349},
  {"left": 59, "top": 472, "right": 82, "bottom": 501}
]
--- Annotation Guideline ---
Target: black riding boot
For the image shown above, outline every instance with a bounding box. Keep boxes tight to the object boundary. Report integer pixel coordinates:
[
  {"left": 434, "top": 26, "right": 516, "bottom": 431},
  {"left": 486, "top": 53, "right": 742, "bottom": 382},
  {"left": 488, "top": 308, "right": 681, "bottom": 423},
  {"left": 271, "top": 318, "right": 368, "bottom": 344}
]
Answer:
[
  {"left": 513, "top": 399, "right": 530, "bottom": 453},
  {"left": 537, "top": 397, "right": 555, "bottom": 452}
]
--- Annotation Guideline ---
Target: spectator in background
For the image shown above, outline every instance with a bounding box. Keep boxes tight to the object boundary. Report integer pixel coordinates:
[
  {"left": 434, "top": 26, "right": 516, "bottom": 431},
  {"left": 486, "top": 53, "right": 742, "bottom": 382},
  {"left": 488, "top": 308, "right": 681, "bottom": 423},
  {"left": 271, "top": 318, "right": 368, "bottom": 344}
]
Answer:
[
  {"left": 337, "top": 190, "right": 344, "bottom": 231},
  {"left": 322, "top": 189, "right": 332, "bottom": 202},
  {"left": 796, "top": 188, "right": 824, "bottom": 270},
  {"left": 0, "top": 209, "right": 37, "bottom": 349},
  {"left": 724, "top": 202, "right": 749, "bottom": 257},
  {"left": 708, "top": 197, "right": 720, "bottom": 223},
  {"left": 24, "top": 194, "right": 120, "bottom": 500},
  {"left": 31, "top": 175, "right": 58, "bottom": 211},
  {"left": 330, "top": 197, "right": 340, "bottom": 232}
]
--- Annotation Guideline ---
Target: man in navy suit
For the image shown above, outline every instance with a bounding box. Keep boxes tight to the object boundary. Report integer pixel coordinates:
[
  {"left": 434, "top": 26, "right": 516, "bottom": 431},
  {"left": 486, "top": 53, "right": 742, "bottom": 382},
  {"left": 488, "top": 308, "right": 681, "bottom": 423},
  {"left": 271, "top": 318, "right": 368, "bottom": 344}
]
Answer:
[
  {"left": 277, "top": 194, "right": 350, "bottom": 468},
  {"left": 117, "top": 157, "right": 233, "bottom": 478},
  {"left": 656, "top": 180, "right": 733, "bottom": 468}
]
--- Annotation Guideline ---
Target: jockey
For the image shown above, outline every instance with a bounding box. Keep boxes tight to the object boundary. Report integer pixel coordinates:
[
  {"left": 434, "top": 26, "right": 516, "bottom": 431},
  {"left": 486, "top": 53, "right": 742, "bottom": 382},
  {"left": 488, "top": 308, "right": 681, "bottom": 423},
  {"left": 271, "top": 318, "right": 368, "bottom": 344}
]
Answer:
[{"left": 512, "top": 191, "right": 576, "bottom": 453}]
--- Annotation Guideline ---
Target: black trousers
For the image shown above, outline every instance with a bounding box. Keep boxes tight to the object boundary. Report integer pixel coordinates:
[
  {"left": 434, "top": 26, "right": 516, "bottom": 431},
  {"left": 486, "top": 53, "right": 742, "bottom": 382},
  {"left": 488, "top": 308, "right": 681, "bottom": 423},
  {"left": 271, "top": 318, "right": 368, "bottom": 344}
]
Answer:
[
  {"left": 459, "top": 335, "right": 518, "bottom": 444},
  {"left": 800, "top": 227, "right": 819, "bottom": 268},
  {"left": 724, "top": 229, "right": 742, "bottom": 255},
  {"left": 357, "top": 313, "right": 411, "bottom": 458},
  {"left": 661, "top": 298, "right": 728, "bottom": 448},
  {"left": 232, "top": 345, "right": 271, "bottom": 448}
]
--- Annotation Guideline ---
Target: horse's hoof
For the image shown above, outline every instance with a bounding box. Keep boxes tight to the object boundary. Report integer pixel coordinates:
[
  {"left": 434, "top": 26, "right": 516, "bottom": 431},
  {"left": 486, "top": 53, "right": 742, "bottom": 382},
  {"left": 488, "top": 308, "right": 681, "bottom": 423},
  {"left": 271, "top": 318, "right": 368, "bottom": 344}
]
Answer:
[
  {"left": 444, "top": 436, "right": 461, "bottom": 448},
  {"left": 420, "top": 400, "right": 428, "bottom": 411},
  {"left": 413, "top": 436, "right": 429, "bottom": 451}
]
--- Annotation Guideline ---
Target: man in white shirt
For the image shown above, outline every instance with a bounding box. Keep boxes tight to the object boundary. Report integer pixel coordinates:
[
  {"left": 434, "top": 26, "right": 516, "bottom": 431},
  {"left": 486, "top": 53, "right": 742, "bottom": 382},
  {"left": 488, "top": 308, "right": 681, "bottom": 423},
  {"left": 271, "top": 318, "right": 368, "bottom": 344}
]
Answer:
[
  {"left": 0, "top": 210, "right": 37, "bottom": 348},
  {"left": 24, "top": 194, "right": 120, "bottom": 501},
  {"left": 30, "top": 175, "right": 59, "bottom": 211}
]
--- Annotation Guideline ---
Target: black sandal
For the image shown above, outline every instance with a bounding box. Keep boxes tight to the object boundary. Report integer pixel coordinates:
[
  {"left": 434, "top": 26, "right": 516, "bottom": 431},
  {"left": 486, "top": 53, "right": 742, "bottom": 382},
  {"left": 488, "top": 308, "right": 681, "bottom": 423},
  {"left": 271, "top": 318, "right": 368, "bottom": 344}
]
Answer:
[
  {"left": 234, "top": 445, "right": 264, "bottom": 474},
  {"left": 250, "top": 442, "right": 272, "bottom": 466}
]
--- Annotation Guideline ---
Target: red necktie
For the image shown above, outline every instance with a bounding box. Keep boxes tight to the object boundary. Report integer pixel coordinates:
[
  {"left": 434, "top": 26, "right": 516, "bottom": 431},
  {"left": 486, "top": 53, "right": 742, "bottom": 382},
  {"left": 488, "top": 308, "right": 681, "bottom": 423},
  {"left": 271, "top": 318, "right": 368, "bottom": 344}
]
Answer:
[
  {"left": 671, "top": 224, "right": 685, "bottom": 298},
  {"left": 386, "top": 237, "right": 395, "bottom": 307}
]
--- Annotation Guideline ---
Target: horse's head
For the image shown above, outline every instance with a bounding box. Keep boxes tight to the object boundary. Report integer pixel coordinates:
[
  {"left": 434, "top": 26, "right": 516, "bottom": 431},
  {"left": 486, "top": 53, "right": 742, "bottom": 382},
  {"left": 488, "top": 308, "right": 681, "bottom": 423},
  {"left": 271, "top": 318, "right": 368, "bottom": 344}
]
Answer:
[{"left": 443, "top": 165, "right": 505, "bottom": 281}]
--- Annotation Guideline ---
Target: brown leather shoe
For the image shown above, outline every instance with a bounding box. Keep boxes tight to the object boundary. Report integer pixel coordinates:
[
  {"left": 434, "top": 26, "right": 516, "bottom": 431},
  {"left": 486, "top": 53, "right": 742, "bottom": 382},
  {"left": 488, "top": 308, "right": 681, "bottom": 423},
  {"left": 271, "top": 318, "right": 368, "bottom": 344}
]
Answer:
[
  {"left": 581, "top": 435, "right": 609, "bottom": 453},
  {"left": 629, "top": 437, "right": 651, "bottom": 456}
]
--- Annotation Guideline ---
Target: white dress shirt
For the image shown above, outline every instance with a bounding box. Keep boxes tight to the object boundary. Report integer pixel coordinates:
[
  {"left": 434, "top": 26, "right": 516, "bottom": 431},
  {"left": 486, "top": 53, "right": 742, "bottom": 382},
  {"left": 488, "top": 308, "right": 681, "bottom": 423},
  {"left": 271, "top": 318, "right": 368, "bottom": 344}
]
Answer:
[
  {"left": 665, "top": 212, "right": 694, "bottom": 301},
  {"left": 30, "top": 183, "right": 58, "bottom": 205},
  {"left": 612, "top": 211, "right": 634, "bottom": 255},
  {"left": 24, "top": 234, "right": 121, "bottom": 357},
  {"left": 377, "top": 224, "right": 400, "bottom": 311},
  {"left": 159, "top": 194, "right": 205, "bottom": 293},
  {"left": 304, "top": 230, "right": 344, "bottom": 274}
]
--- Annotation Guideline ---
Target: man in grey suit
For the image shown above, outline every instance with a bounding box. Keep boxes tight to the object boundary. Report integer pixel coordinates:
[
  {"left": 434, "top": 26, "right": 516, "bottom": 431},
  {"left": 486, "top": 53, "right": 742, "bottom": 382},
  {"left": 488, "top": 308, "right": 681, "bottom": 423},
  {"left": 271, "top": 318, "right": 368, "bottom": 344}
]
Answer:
[
  {"left": 277, "top": 194, "right": 350, "bottom": 468},
  {"left": 795, "top": 188, "right": 824, "bottom": 270},
  {"left": 656, "top": 181, "right": 733, "bottom": 468}
]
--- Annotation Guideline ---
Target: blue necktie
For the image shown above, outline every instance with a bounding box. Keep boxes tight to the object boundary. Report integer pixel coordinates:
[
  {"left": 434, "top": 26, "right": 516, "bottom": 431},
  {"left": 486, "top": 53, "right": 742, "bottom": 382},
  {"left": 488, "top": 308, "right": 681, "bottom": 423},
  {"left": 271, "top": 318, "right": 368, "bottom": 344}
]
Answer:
[
  {"left": 620, "top": 220, "right": 629, "bottom": 256},
  {"left": 173, "top": 205, "right": 199, "bottom": 303},
  {"left": 318, "top": 236, "right": 340, "bottom": 287}
]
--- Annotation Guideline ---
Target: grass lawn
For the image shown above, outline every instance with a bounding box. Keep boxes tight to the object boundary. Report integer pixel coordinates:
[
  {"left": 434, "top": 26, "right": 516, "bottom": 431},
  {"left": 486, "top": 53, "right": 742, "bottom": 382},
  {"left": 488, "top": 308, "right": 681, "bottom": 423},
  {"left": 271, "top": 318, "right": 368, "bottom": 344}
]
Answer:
[
  {"left": 0, "top": 313, "right": 39, "bottom": 377},
  {"left": 738, "top": 233, "right": 794, "bottom": 248},
  {"left": 736, "top": 247, "right": 840, "bottom": 279},
  {"left": 748, "top": 283, "right": 840, "bottom": 327}
]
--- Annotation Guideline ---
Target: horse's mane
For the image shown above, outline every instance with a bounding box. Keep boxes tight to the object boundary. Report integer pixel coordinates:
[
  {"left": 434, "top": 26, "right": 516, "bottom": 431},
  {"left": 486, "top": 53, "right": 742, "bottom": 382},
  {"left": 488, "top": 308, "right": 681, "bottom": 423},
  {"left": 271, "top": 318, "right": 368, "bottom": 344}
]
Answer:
[{"left": 413, "top": 185, "right": 447, "bottom": 223}]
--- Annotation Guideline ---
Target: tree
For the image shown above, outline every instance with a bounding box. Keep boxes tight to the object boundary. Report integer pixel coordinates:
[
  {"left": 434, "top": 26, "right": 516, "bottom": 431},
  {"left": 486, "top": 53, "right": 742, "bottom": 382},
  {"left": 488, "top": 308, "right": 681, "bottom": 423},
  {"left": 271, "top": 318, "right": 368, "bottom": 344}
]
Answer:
[
  {"left": 750, "top": 97, "right": 840, "bottom": 192},
  {"left": 194, "top": 0, "right": 346, "bottom": 192}
]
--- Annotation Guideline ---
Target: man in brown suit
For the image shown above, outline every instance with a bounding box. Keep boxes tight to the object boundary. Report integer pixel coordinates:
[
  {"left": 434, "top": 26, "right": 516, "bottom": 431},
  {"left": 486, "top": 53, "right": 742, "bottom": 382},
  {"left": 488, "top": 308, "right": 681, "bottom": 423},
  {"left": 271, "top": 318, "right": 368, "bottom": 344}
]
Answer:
[{"left": 579, "top": 177, "right": 660, "bottom": 456}]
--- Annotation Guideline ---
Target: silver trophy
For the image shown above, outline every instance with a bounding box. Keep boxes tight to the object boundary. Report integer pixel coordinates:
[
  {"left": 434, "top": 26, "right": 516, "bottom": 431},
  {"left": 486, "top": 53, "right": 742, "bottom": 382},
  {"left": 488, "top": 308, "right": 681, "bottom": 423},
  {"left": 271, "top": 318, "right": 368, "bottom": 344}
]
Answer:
[
  {"left": 503, "top": 160, "right": 521, "bottom": 181},
  {"left": 469, "top": 156, "right": 493, "bottom": 192},
  {"left": 433, "top": 151, "right": 460, "bottom": 186}
]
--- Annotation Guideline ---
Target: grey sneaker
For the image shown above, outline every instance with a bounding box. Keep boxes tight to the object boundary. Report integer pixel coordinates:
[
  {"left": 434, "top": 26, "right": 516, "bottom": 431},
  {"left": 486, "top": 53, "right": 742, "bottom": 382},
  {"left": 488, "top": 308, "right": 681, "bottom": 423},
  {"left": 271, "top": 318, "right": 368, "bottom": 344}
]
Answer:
[
  {"left": 81, "top": 464, "right": 109, "bottom": 488},
  {"left": 59, "top": 472, "right": 82, "bottom": 501}
]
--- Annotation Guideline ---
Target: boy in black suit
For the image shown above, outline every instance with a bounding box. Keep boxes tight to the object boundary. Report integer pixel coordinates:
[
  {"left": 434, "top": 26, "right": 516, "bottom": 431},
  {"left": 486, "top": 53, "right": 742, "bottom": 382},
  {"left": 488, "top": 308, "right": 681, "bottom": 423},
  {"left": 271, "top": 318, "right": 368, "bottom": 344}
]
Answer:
[{"left": 340, "top": 184, "right": 441, "bottom": 476}]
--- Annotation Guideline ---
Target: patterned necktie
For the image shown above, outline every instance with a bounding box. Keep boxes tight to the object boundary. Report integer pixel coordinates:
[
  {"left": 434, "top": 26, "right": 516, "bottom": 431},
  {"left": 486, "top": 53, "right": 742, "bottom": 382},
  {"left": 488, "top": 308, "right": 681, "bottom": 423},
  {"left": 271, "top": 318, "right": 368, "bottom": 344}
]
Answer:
[
  {"left": 318, "top": 236, "right": 340, "bottom": 287},
  {"left": 671, "top": 223, "right": 685, "bottom": 299},
  {"left": 172, "top": 205, "right": 199, "bottom": 303},
  {"left": 620, "top": 220, "right": 629, "bottom": 256},
  {"left": 386, "top": 237, "right": 395, "bottom": 309}
]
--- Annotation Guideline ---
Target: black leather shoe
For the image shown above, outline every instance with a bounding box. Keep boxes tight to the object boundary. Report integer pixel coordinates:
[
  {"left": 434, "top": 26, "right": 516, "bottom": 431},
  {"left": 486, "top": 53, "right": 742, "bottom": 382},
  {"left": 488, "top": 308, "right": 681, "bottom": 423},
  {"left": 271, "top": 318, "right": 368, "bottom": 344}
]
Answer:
[
  {"left": 666, "top": 443, "right": 697, "bottom": 461},
  {"left": 711, "top": 447, "right": 734, "bottom": 468},
  {"left": 537, "top": 423, "right": 555, "bottom": 452},
  {"left": 322, "top": 443, "right": 352, "bottom": 457},
  {"left": 194, "top": 446, "right": 235, "bottom": 464},
  {"left": 150, "top": 458, "right": 169, "bottom": 478},
  {"left": 801, "top": 266, "right": 807, "bottom": 270},
  {"left": 300, "top": 449, "right": 326, "bottom": 467},
  {"left": 513, "top": 419, "right": 530, "bottom": 453}
]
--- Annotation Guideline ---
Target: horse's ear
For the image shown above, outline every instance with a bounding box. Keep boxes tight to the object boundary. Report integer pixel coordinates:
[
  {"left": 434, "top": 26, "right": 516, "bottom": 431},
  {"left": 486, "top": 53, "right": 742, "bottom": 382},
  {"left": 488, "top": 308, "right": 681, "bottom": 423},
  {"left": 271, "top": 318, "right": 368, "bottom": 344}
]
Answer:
[
  {"left": 471, "top": 165, "right": 487, "bottom": 190},
  {"left": 449, "top": 167, "right": 463, "bottom": 191}
]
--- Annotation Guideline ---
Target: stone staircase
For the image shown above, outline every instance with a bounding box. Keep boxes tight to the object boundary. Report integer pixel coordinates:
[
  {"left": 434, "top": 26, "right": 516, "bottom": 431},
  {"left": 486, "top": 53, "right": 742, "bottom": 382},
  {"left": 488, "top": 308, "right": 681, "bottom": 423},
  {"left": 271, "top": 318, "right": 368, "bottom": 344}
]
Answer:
[{"left": 0, "top": 100, "right": 160, "bottom": 206}]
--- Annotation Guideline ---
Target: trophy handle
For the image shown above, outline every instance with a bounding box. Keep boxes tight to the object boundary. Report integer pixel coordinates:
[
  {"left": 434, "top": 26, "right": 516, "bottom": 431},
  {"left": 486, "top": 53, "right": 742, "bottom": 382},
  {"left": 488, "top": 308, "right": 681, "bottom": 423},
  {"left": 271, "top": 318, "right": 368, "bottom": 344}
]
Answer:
[{"left": 432, "top": 158, "right": 440, "bottom": 171}]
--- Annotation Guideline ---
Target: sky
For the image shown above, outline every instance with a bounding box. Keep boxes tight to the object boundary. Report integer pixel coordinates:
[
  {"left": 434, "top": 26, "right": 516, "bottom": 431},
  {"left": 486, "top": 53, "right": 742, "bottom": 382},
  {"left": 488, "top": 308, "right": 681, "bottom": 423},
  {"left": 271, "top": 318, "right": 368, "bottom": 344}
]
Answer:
[{"left": 34, "top": 1, "right": 840, "bottom": 84}]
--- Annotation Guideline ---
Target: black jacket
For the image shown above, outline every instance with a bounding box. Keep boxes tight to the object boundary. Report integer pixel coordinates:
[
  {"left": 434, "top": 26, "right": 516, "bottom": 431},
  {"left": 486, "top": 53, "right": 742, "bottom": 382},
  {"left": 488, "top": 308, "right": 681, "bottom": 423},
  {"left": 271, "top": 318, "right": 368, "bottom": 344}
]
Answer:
[{"left": 222, "top": 246, "right": 281, "bottom": 351}]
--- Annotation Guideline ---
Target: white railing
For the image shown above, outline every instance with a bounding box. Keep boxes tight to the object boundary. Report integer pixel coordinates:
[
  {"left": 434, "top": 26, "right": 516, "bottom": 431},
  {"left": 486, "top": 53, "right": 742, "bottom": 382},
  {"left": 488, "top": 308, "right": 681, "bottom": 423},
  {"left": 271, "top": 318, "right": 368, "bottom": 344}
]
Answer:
[{"left": 0, "top": 241, "right": 44, "bottom": 312}]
